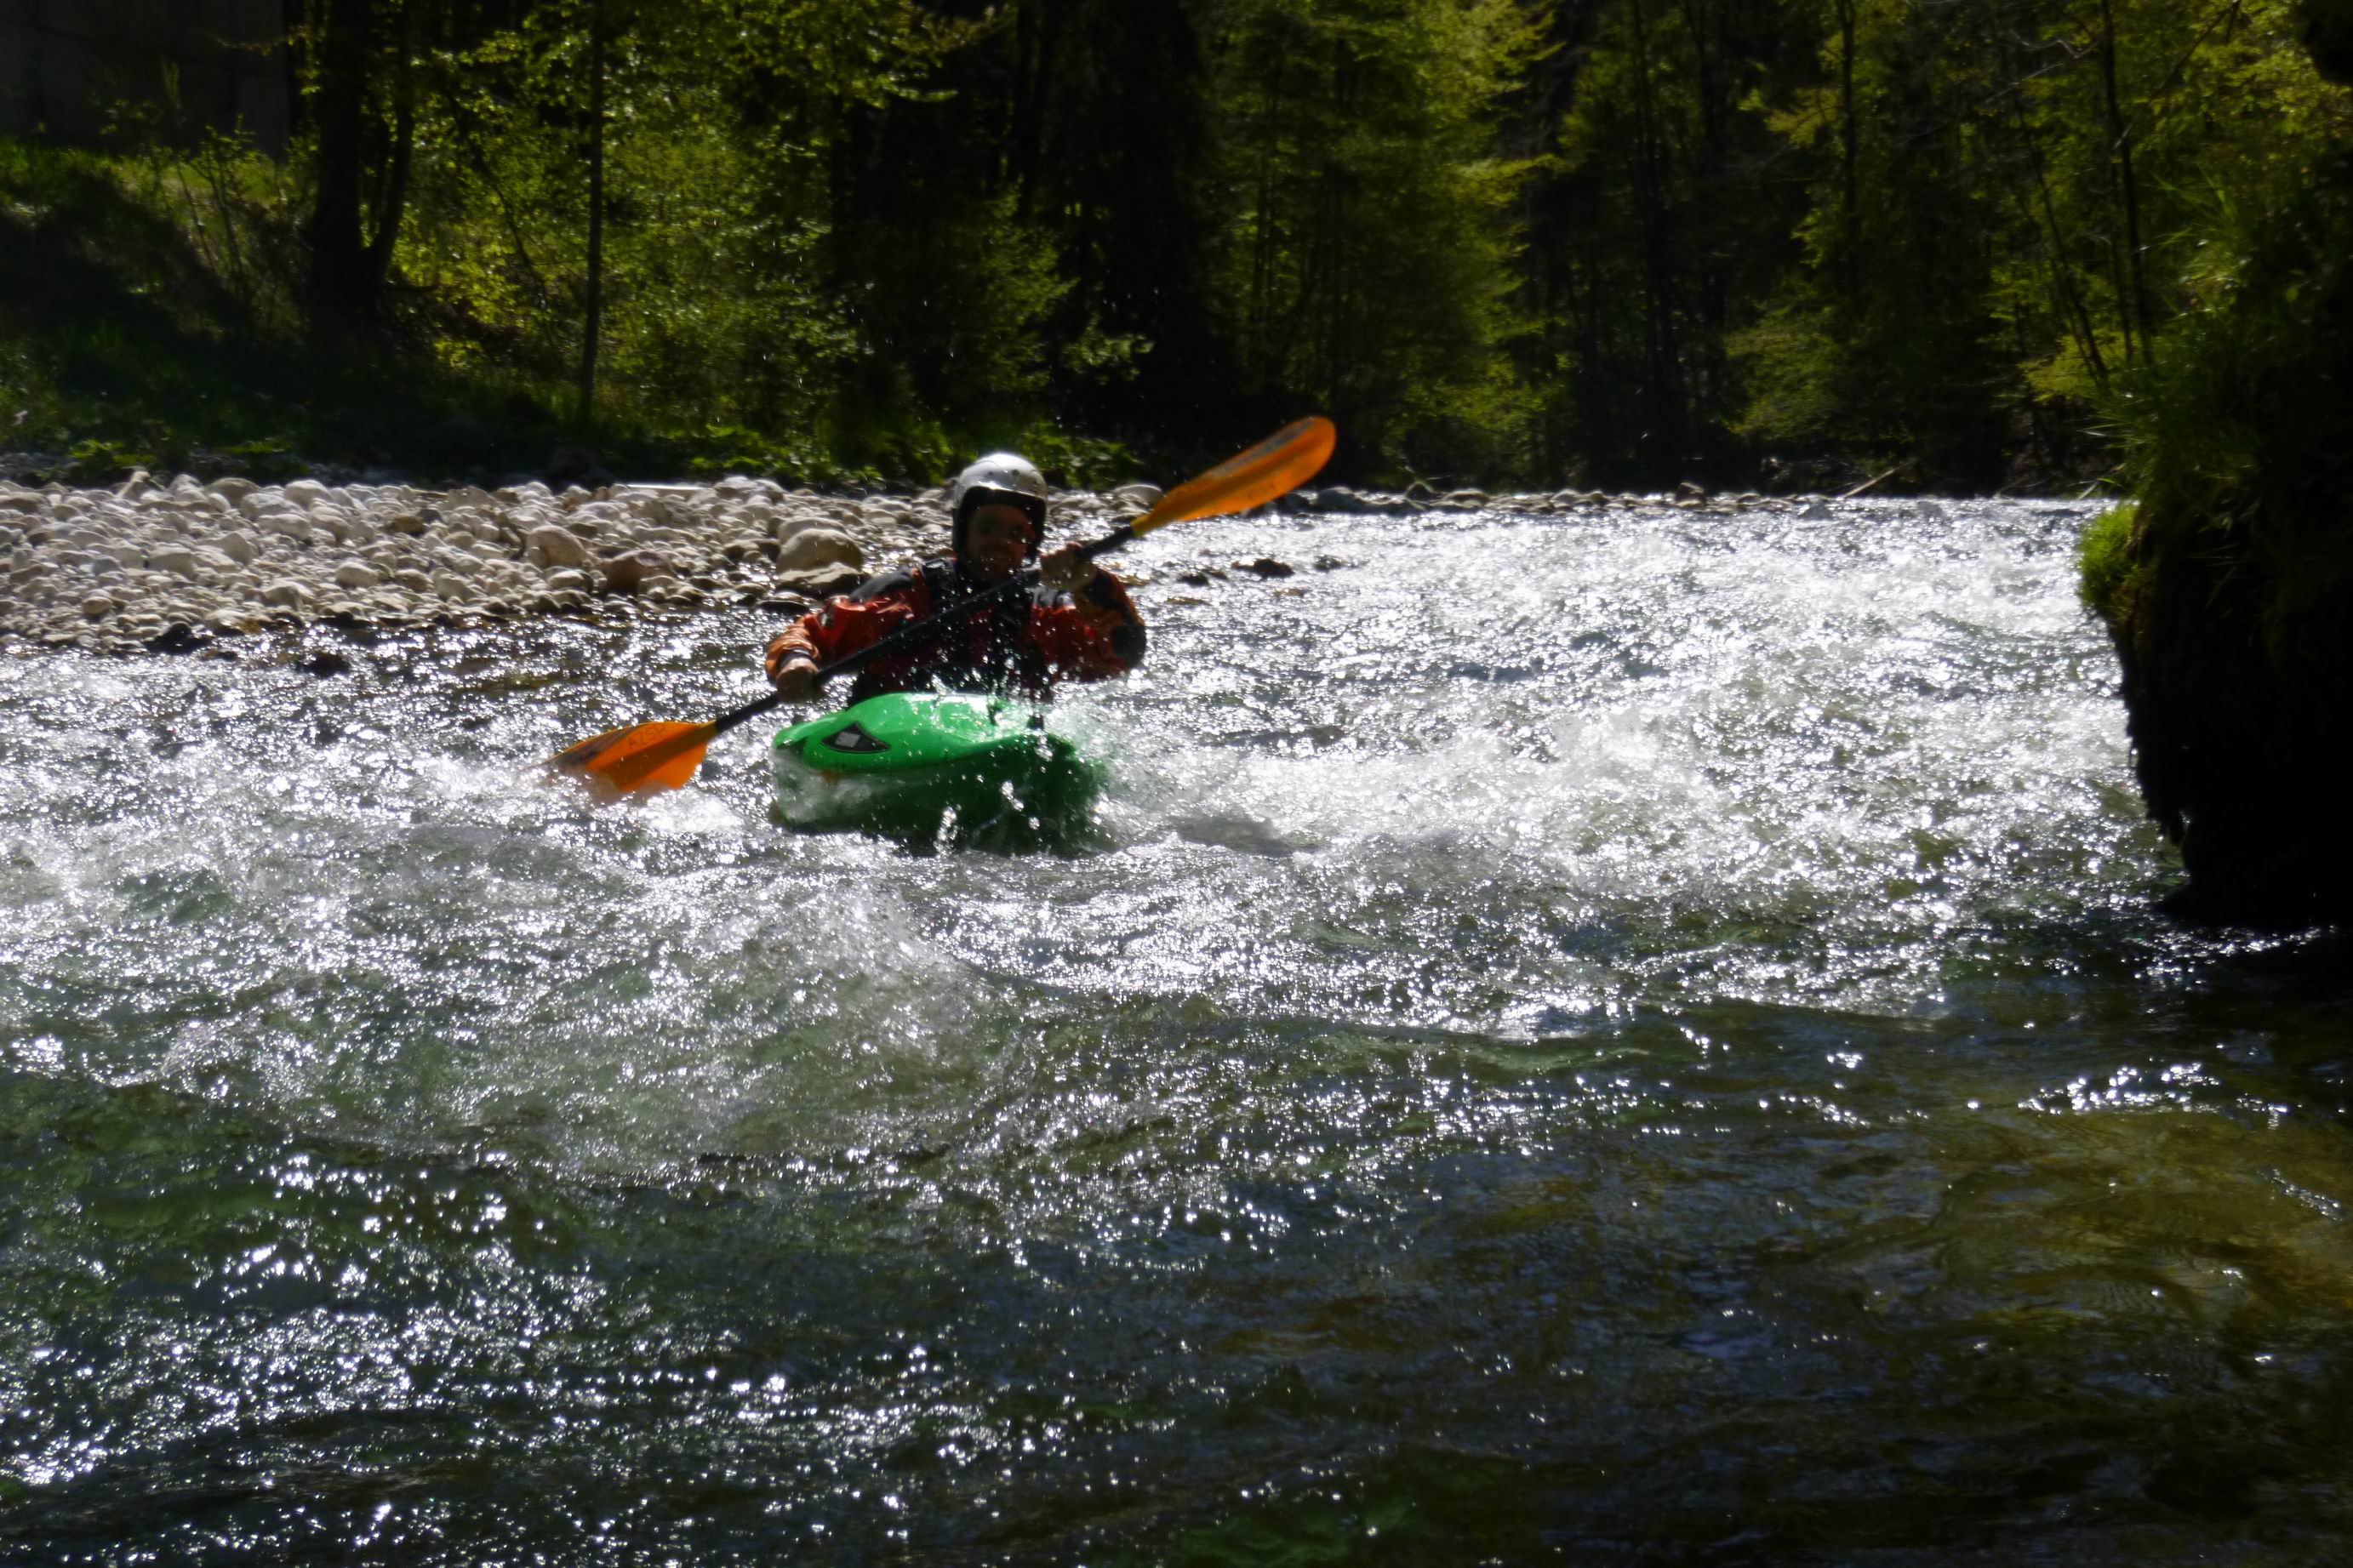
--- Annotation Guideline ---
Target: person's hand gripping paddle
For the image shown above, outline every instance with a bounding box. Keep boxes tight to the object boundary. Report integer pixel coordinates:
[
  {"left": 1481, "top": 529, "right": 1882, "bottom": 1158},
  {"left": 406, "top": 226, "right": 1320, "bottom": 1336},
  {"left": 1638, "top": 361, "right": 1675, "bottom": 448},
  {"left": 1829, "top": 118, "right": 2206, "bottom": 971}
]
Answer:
[{"left": 546, "top": 416, "right": 1338, "bottom": 794}]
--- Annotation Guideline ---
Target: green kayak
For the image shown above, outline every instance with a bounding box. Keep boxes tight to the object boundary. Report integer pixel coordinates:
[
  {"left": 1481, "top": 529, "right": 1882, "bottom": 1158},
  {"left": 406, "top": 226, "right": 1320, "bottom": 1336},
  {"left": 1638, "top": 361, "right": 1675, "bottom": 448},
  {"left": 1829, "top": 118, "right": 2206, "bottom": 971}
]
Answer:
[{"left": 770, "top": 691, "right": 1101, "bottom": 841}]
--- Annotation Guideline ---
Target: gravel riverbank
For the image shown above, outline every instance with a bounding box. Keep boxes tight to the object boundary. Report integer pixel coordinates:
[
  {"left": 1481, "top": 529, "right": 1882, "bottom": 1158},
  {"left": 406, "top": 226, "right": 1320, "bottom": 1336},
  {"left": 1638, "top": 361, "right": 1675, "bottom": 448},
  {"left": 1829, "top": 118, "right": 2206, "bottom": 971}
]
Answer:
[{"left": 1, "top": 469, "right": 1798, "bottom": 659}]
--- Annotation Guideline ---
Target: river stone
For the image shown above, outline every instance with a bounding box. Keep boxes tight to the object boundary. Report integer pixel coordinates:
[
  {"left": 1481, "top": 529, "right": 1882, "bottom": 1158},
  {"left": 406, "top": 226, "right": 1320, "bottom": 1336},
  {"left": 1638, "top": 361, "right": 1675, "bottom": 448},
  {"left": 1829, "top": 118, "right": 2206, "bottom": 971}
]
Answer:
[
  {"left": 528, "top": 523, "right": 591, "bottom": 569},
  {"left": 601, "top": 549, "right": 670, "bottom": 593},
  {"left": 3, "top": 470, "right": 1104, "bottom": 651},
  {"left": 774, "top": 527, "right": 862, "bottom": 573},
  {"left": 81, "top": 594, "right": 117, "bottom": 618},
  {"left": 777, "top": 564, "right": 867, "bottom": 599},
  {"left": 1111, "top": 483, "right": 1163, "bottom": 509}
]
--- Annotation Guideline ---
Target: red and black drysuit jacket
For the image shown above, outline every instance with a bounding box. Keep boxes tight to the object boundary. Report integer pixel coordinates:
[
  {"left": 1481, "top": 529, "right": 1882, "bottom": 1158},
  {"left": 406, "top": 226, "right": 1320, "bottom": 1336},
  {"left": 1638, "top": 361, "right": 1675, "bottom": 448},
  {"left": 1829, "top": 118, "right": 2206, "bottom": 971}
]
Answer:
[{"left": 763, "top": 557, "right": 1147, "bottom": 702}]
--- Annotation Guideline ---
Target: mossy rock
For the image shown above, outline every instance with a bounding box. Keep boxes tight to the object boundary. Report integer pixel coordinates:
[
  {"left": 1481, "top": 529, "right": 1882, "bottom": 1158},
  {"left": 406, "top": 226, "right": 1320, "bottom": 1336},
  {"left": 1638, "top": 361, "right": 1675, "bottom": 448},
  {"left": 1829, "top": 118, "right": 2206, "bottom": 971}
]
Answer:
[{"left": 2087, "top": 149, "right": 2353, "bottom": 925}]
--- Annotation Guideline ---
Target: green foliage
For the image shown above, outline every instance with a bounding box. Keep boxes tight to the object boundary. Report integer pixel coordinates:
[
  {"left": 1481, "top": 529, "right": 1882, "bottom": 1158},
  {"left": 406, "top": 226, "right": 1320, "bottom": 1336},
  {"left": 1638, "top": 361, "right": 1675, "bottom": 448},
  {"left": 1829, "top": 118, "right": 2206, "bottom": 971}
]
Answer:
[
  {"left": 1017, "top": 423, "right": 1138, "bottom": 492},
  {"left": 1198, "top": 0, "right": 1546, "bottom": 477},
  {"left": 1533, "top": 0, "right": 1810, "bottom": 485},
  {"left": 2105, "top": 142, "right": 2353, "bottom": 664},
  {"left": 668, "top": 423, "right": 868, "bottom": 488},
  {"left": 1729, "top": 0, "right": 2350, "bottom": 489},
  {"left": 8, "top": 0, "right": 2350, "bottom": 493}
]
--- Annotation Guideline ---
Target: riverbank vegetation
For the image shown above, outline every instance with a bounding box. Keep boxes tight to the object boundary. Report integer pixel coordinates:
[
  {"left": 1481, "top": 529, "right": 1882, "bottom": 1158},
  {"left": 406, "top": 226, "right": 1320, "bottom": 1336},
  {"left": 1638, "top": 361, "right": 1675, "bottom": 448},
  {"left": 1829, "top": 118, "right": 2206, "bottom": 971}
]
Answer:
[
  {"left": 2076, "top": 5, "right": 2353, "bottom": 922},
  {"left": 3, "top": 0, "right": 2346, "bottom": 492}
]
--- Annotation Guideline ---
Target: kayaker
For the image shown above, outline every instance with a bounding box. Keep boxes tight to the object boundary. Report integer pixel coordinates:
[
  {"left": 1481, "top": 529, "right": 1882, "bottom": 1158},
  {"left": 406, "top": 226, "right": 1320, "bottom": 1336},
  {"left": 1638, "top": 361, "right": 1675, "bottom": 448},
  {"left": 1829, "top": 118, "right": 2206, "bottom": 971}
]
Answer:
[{"left": 763, "top": 453, "right": 1147, "bottom": 703}]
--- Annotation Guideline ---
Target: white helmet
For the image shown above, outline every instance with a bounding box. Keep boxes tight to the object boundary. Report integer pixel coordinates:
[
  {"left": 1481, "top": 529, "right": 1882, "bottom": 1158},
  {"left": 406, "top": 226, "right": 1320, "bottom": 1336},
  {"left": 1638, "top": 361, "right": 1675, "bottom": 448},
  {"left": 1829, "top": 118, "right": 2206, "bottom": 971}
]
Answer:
[{"left": 948, "top": 453, "right": 1048, "bottom": 558}]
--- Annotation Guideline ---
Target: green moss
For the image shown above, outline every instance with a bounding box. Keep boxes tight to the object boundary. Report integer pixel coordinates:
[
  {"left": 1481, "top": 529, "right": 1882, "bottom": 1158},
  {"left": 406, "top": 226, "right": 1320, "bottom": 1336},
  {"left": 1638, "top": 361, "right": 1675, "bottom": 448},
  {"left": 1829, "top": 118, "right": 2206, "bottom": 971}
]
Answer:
[{"left": 2076, "top": 499, "right": 2141, "bottom": 621}]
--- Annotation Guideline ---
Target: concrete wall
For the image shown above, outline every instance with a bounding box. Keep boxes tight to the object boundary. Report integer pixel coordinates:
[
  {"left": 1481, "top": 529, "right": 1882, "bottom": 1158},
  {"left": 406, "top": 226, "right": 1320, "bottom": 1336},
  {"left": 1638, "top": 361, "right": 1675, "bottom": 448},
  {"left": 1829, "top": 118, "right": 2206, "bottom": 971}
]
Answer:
[{"left": 0, "top": 0, "right": 288, "bottom": 152}]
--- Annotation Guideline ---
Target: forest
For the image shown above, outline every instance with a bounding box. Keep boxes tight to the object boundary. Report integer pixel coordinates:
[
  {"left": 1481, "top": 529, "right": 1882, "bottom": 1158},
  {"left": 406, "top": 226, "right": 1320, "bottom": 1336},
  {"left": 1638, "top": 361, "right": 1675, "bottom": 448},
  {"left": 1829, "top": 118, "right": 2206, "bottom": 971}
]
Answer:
[{"left": 2, "top": 0, "right": 2349, "bottom": 492}]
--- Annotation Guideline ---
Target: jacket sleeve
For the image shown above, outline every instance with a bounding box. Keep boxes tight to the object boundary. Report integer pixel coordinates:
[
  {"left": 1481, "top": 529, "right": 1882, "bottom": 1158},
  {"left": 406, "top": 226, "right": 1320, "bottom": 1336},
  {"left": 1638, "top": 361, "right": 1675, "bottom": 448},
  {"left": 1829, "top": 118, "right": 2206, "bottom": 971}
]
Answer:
[
  {"left": 763, "top": 573, "right": 929, "bottom": 683},
  {"left": 1028, "top": 567, "right": 1146, "bottom": 681}
]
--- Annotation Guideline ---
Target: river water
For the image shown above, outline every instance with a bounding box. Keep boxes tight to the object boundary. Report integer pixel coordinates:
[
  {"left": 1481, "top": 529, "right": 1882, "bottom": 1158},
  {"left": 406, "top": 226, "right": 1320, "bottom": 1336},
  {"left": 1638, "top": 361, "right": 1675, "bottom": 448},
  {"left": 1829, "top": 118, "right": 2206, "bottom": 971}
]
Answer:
[{"left": 3, "top": 498, "right": 2349, "bottom": 1565}]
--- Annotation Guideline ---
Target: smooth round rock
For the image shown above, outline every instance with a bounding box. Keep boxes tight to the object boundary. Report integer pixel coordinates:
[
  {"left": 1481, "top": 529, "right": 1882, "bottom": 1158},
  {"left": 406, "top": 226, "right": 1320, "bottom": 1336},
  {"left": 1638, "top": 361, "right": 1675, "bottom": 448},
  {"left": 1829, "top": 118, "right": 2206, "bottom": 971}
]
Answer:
[
  {"left": 602, "top": 550, "right": 669, "bottom": 593},
  {"left": 528, "top": 524, "right": 592, "bottom": 569},
  {"left": 775, "top": 527, "right": 863, "bottom": 573}
]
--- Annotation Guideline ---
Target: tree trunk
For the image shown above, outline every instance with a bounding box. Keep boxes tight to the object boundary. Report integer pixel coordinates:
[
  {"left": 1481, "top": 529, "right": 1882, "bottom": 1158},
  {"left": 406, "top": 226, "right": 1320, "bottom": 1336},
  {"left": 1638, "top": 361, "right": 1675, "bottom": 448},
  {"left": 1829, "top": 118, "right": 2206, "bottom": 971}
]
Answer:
[
  {"left": 1625, "top": 0, "right": 1682, "bottom": 482},
  {"left": 2095, "top": 0, "right": 2155, "bottom": 356},
  {"left": 363, "top": 0, "right": 420, "bottom": 294},
  {"left": 578, "top": 0, "right": 608, "bottom": 428},
  {"left": 301, "top": 0, "right": 377, "bottom": 337},
  {"left": 2300, "top": 0, "right": 2353, "bottom": 83},
  {"left": 1835, "top": 0, "right": 1859, "bottom": 305},
  {"left": 1010, "top": 0, "right": 1065, "bottom": 217}
]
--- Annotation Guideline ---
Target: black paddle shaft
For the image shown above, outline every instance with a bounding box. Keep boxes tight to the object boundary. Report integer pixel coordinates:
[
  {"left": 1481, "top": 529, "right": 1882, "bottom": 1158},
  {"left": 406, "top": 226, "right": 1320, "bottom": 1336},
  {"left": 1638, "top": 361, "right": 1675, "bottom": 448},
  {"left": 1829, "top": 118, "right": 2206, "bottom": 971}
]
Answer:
[{"left": 704, "top": 523, "right": 1139, "bottom": 741}]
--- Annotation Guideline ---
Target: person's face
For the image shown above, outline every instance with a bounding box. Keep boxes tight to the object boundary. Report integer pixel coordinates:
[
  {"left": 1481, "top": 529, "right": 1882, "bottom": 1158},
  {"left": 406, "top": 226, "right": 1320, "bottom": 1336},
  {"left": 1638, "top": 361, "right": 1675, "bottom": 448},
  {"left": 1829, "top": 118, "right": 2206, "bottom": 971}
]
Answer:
[{"left": 962, "top": 502, "right": 1036, "bottom": 583}]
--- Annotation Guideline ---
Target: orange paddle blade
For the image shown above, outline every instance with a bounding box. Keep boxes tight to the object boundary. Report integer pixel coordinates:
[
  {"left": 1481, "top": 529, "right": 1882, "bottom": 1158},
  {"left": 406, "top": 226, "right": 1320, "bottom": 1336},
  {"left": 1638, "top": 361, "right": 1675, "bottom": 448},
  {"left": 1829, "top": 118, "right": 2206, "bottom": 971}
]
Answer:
[
  {"left": 547, "top": 719, "right": 717, "bottom": 793},
  {"left": 1134, "top": 416, "right": 1337, "bottom": 536}
]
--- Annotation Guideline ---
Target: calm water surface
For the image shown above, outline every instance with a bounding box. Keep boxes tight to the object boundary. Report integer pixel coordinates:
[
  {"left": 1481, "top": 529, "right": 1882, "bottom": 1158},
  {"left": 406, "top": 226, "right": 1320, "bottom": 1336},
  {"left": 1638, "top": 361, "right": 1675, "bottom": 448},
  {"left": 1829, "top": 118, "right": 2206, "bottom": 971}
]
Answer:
[{"left": 3, "top": 499, "right": 2350, "bottom": 1565}]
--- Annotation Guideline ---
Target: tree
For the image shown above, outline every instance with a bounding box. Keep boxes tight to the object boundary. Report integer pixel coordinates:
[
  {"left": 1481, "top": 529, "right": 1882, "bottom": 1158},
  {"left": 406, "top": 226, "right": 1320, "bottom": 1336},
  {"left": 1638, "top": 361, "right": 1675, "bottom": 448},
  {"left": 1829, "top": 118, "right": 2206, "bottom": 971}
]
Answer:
[
  {"left": 1193, "top": 0, "right": 1547, "bottom": 476},
  {"left": 298, "top": 0, "right": 407, "bottom": 334},
  {"left": 1534, "top": 0, "right": 1802, "bottom": 486}
]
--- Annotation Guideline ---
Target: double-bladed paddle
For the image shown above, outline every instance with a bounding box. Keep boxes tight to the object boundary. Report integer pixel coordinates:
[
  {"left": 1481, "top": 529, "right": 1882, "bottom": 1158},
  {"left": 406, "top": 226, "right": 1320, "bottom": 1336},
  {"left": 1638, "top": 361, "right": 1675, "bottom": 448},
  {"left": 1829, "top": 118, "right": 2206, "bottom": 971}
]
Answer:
[{"left": 547, "top": 415, "right": 1337, "bottom": 793}]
